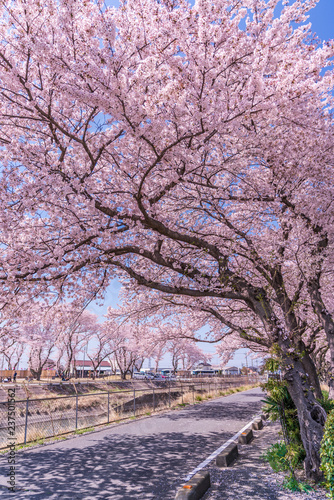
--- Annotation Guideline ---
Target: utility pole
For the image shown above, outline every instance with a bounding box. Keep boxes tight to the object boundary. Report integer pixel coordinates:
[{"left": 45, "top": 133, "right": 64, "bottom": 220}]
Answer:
[{"left": 82, "top": 344, "right": 88, "bottom": 379}]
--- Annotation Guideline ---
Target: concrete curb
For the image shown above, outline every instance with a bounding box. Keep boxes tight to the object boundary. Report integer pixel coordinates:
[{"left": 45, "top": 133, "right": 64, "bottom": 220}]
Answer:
[
  {"left": 178, "top": 408, "right": 266, "bottom": 500},
  {"left": 175, "top": 471, "right": 211, "bottom": 500},
  {"left": 216, "top": 443, "right": 239, "bottom": 467},
  {"left": 238, "top": 427, "right": 253, "bottom": 444},
  {"left": 252, "top": 418, "right": 264, "bottom": 430}
]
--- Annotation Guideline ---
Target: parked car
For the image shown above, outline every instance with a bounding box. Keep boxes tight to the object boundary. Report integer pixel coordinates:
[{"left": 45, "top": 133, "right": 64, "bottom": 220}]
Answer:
[{"left": 133, "top": 372, "right": 155, "bottom": 380}]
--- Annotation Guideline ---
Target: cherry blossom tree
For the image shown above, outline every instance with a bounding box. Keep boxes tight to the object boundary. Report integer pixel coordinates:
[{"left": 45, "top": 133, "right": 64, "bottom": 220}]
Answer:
[
  {"left": 177, "top": 341, "right": 210, "bottom": 371},
  {"left": 107, "top": 300, "right": 211, "bottom": 372},
  {"left": 0, "top": 0, "right": 333, "bottom": 478},
  {"left": 150, "top": 338, "right": 168, "bottom": 374},
  {"left": 103, "top": 316, "right": 152, "bottom": 379},
  {"left": 155, "top": 318, "right": 209, "bottom": 371},
  {"left": 57, "top": 308, "right": 99, "bottom": 376},
  {"left": 0, "top": 337, "right": 24, "bottom": 371},
  {"left": 20, "top": 305, "right": 66, "bottom": 380},
  {"left": 10, "top": 301, "right": 98, "bottom": 380},
  {"left": 85, "top": 329, "right": 114, "bottom": 379}
]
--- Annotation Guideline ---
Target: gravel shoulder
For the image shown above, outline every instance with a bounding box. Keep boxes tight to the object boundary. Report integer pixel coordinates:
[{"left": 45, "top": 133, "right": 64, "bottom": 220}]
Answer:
[{"left": 202, "top": 420, "right": 327, "bottom": 500}]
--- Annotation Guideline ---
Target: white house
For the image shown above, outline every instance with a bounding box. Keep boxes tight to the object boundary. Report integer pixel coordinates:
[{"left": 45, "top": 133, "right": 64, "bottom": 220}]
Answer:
[
  {"left": 72, "top": 360, "right": 112, "bottom": 377},
  {"left": 222, "top": 366, "right": 240, "bottom": 376}
]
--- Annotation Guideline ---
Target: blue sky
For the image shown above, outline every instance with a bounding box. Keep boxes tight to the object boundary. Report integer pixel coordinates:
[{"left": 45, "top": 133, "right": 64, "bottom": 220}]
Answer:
[
  {"left": 303, "top": 0, "right": 334, "bottom": 41},
  {"left": 105, "top": 0, "right": 334, "bottom": 42}
]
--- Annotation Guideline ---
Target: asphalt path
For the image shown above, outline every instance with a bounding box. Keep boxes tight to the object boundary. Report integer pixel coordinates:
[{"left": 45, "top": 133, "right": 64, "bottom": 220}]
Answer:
[{"left": 0, "top": 387, "right": 264, "bottom": 499}]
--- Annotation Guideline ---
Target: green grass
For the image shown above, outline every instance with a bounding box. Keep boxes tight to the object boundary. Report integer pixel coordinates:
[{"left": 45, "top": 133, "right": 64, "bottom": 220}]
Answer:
[
  {"left": 74, "top": 427, "right": 95, "bottom": 435},
  {"left": 16, "top": 442, "right": 35, "bottom": 450}
]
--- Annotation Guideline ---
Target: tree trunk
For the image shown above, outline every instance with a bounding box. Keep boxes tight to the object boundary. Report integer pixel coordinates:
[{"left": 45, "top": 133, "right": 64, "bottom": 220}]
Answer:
[
  {"left": 328, "top": 378, "right": 334, "bottom": 400},
  {"left": 30, "top": 367, "right": 42, "bottom": 381},
  {"left": 283, "top": 357, "right": 325, "bottom": 482},
  {"left": 270, "top": 279, "right": 325, "bottom": 480},
  {"left": 327, "top": 336, "right": 334, "bottom": 400},
  {"left": 308, "top": 276, "right": 334, "bottom": 401},
  {"left": 300, "top": 349, "right": 323, "bottom": 401}
]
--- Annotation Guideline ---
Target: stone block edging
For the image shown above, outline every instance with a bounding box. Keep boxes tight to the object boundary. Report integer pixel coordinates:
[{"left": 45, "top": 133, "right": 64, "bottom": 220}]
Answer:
[
  {"left": 238, "top": 427, "right": 254, "bottom": 444},
  {"left": 175, "top": 471, "right": 211, "bottom": 500},
  {"left": 216, "top": 442, "right": 239, "bottom": 467},
  {"left": 252, "top": 418, "right": 264, "bottom": 430},
  {"left": 177, "top": 411, "right": 265, "bottom": 499}
]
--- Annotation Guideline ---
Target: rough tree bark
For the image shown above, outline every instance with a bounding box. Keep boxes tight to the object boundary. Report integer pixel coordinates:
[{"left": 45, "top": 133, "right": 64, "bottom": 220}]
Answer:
[
  {"left": 300, "top": 347, "right": 323, "bottom": 401},
  {"left": 308, "top": 276, "right": 334, "bottom": 399},
  {"left": 29, "top": 367, "right": 42, "bottom": 381},
  {"left": 283, "top": 355, "right": 326, "bottom": 482}
]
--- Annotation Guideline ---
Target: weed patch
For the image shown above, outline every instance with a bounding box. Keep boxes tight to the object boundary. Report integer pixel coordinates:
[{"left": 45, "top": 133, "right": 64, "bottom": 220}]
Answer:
[{"left": 74, "top": 427, "right": 95, "bottom": 435}]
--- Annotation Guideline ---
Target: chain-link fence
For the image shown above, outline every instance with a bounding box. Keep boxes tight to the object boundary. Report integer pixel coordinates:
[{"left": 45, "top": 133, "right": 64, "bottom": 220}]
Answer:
[{"left": 0, "top": 377, "right": 257, "bottom": 449}]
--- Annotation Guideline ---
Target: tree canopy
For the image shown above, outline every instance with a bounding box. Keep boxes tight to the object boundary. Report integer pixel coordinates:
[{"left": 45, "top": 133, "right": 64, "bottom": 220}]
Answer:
[{"left": 0, "top": 0, "right": 333, "bottom": 480}]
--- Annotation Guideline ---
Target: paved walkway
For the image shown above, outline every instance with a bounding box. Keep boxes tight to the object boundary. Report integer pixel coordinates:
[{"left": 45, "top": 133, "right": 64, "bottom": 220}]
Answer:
[
  {"left": 0, "top": 388, "right": 327, "bottom": 499},
  {"left": 0, "top": 388, "right": 263, "bottom": 499}
]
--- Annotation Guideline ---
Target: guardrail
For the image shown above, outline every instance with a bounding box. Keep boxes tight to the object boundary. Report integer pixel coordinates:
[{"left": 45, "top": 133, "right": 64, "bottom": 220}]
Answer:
[{"left": 0, "top": 377, "right": 259, "bottom": 449}]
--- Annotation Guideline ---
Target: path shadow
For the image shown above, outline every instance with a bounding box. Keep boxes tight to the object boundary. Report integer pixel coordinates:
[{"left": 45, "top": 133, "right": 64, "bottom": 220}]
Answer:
[
  {"left": 165, "top": 400, "right": 262, "bottom": 422},
  {"left": 0, "top": 429, "right": 232, "bottom": 500},
  {"left": 0, "top": 388, "right": 265, "bottom": 500}
]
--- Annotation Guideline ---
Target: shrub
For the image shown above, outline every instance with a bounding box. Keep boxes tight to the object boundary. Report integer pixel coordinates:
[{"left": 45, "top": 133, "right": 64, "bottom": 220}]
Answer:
[
  {"left": 262, "top": 442, "right": 288, "bottom": 472},
  {"left": 282, "top": 474, "right": 313, "bottom": 493},
  {"left": 262, "top": 441, "right": 305, "bottom": 472},
  {"left": 262, "top": 378, "right": 302, "bottom": 446},
  {"left": 262, "top": 442, "right": 312, "bottom": 492},
  {"left": 318, "top": 391, "right": 334, "bottom": 416},
  {"left": 285, "top": 442, "right": 306, "bottom": 470},
  {"left": 321, "top": 409, "right": 334, "bottom": 499},
  {"left": 262, "top": 374, "right": 309, "bottom": 493}
]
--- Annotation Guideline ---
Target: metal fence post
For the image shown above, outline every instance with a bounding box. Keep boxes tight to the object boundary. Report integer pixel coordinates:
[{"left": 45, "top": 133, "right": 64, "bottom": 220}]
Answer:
[
  {"left": 24, "top": 398, "right": 29, "bottom": 444},
  {"left": 75, "top": 394, "right": 78, "bottom": 430},
  {"left": 133, "top": 388, "right": 136, "bottom": 417},
  {"left": 153, "top": 386, "right": 155, "bottom": 412},
  {"left": 168, "top": 379, "right": 171, "bottom": 407},
  {"left": 193, "top": 385, "right": 195, "bottom": 404},
  {"left": 107, "top": 392, "right": 110, "bottom": 424},
  {"left": 181, "top": 382, "right": 183, "bottom": 404}
]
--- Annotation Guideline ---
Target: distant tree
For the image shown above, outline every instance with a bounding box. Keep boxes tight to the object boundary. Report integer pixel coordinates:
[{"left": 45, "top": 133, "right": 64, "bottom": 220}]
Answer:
[
  {"left": 103, "top": 317, "right": 151, "bottom": 379},
  {"left": 57, "top": 308, "right": 99, "bottom": 376}
]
